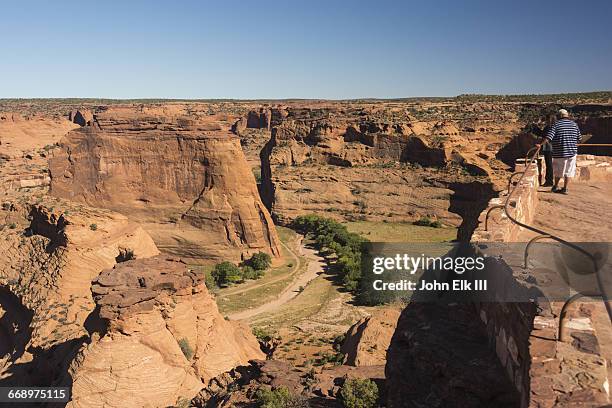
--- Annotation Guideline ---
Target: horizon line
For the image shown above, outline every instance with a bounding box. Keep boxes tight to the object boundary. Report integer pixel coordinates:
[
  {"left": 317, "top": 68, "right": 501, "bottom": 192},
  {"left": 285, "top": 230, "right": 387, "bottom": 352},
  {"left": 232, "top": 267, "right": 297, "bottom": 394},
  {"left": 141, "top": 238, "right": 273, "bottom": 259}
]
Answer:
[{"left": 1, "top": 90, "right": 611, "bottom": 103}]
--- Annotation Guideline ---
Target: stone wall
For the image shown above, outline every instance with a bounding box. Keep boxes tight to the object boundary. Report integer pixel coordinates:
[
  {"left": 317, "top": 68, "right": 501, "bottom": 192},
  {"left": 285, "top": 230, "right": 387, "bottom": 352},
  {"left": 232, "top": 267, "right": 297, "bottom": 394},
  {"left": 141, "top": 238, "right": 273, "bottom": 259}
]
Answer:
[
  {"left": 576, "top": 154, "right": 612, "bottom": 183},
  {"left": 472, "top": 158, "right": 540, "bottom": 243},
  {"left": 470, "top": 155, "right": 610, "bottom": 407}
]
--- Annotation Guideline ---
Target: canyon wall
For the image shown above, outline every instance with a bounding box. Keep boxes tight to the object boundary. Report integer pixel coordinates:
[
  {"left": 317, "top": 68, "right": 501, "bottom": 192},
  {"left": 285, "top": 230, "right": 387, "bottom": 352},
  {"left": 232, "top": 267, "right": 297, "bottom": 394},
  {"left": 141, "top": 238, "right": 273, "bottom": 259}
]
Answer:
[
  {"left": 247, "top": 104, "right": 514, "bottom": 231},
  {"left": 49, "top": 106, "right": 280, "bottom": 263}
]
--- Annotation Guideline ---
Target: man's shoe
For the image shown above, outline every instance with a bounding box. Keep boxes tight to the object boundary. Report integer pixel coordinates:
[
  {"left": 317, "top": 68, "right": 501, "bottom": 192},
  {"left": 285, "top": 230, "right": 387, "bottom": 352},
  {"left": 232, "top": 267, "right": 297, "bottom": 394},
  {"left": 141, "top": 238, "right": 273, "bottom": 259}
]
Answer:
[
  {"left": 542, "top": 181, "right": 553, "bottom": 187},
  {"left": 560, "top": 187, "right": 568, "bottom": 194},
  {"left": 551, "top": 186, "right": 560, "bottom": 193}
]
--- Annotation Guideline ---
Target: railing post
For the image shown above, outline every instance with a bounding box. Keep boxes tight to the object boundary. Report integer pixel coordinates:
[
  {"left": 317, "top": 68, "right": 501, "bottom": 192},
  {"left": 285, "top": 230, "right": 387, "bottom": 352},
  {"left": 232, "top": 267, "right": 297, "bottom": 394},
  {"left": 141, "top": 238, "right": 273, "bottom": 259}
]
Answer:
[
  {"left": 523, "top": 234, "right": 552, "bottom": 269},
  {"left": 484, "top": 205, "right": 505, "bottom": 231}
]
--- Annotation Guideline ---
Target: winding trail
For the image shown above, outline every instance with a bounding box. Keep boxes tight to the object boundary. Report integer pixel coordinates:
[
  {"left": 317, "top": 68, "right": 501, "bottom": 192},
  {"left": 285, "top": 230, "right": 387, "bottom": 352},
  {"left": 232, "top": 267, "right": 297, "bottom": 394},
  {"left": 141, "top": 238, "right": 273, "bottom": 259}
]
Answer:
[
  {"left": 229, "top": 238, "right": 324, "bottom": 321},
  {"left": 220, "top": 238, "right": 302, "bottom": 297}
]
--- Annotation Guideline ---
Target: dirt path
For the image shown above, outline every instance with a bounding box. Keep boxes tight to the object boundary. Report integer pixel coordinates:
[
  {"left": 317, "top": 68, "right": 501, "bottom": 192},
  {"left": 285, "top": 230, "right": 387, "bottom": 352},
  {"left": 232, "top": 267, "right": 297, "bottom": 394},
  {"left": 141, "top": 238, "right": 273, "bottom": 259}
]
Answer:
[
  {"left": 229, "top": 240, "right": 325, "bottom": 320},
  {"left": 220, "top": 238, "right": 302, "bottom": 297}
]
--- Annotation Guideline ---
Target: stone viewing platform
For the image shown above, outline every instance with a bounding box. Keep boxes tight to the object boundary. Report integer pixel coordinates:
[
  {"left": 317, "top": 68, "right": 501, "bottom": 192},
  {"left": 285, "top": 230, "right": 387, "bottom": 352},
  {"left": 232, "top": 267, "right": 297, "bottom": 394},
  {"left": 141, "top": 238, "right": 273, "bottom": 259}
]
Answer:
[{"left": 469, "top": 154, "right": 612, "bottom": 407}]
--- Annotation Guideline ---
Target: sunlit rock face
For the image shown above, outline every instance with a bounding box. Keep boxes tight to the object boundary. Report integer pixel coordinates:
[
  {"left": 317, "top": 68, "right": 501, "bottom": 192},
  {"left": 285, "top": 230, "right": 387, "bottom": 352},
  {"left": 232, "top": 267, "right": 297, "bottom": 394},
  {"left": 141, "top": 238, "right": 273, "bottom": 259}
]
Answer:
[{"left": 49, "top": 105, "right": 281, "bottom": 263}]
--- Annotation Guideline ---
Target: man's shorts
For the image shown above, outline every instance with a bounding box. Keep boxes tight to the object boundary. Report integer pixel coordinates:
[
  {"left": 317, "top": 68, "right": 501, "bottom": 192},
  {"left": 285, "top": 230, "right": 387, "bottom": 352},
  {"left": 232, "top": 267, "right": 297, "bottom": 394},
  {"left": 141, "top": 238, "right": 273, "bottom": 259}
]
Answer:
[{"left": 552, "top": 155, "right": 577, "bottom": 178}]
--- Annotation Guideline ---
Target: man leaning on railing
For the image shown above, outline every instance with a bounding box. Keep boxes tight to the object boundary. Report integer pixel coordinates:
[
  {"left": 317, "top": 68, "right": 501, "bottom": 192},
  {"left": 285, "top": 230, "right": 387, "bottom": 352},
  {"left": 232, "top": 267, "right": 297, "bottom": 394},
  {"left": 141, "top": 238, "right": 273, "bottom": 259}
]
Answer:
[{"left": 536, "top": 109, "right": 582, "bottom": 195}]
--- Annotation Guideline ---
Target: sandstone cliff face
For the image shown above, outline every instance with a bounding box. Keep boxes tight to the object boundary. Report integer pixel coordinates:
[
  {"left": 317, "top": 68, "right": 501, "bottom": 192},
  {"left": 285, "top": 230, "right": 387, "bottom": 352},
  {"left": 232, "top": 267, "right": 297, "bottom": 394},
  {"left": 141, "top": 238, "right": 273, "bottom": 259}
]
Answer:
[
  {"left": 49, "top": 106, "right": 281, "bottom": 262},
  {"left": 253, "top": 104, "right": 509, "bottom": 227},
  {"left": 0, "top": 112, "right": 79, "bottom": 195},
  {"left": 68, "top": 256, "right": 264, "bottom": 408}
]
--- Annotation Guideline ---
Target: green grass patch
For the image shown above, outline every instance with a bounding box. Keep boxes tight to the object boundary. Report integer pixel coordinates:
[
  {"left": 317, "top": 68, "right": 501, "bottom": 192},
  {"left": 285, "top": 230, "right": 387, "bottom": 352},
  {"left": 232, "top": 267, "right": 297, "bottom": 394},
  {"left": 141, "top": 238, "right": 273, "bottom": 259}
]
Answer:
[{"left": 343, "top": 221, "right": 456, "bottom": 243}]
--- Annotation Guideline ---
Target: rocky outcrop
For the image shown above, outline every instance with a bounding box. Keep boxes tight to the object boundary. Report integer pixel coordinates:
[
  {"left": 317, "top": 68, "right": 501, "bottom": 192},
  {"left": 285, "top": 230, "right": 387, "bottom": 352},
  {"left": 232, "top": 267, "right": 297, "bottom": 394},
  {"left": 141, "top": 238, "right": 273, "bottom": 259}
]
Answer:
[
  {"left": 68, "top": 110, "right": 95, "bottom": 127},
  {"left": 0, "top": 112, "right": 78, "bottom": 160},
  {"left": 341, "top": 307, "right": 401, "bottom": 366},
  {"left": 68, "top": 256, "right": 264, "bottom": 408},
  {"left": 192, "top": 359, "right": 384, "bottom": 408},
  {"left": 49, "top": 106, "right": 281, "bottom": 262},
  {"left": 0, "top": 198, "right": 159, "bottom": 385}
]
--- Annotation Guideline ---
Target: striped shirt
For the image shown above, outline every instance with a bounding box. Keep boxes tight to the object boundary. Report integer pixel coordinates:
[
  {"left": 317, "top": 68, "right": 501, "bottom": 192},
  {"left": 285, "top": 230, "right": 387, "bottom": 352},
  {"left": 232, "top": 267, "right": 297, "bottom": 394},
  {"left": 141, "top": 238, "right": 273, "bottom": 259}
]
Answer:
[{"left": 545, "top": 118, "right": 581, "bottom": 158}]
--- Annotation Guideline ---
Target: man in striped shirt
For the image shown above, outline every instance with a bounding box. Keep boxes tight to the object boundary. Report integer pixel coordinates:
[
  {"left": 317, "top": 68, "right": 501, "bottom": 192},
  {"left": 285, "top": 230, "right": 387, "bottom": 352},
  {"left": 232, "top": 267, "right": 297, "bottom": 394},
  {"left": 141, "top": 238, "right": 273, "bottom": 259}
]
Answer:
[{"left": 538, "top": 109, "right": 581, "bottom": 194}]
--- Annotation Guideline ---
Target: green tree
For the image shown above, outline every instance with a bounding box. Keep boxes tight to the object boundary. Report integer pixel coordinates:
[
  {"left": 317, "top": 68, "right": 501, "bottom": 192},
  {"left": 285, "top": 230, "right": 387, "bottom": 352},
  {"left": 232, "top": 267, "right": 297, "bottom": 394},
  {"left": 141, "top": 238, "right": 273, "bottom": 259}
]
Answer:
[
  {"left": 340, "top": 378, "right": 379, "bottom": 408},
  {"left": 211, "top": 261, "right": 242, "bottom": 286},
  {"left": 290, "top": 215, "right": 368, "bottom": 297},
  {"left": 204, "top": 272, "right": 217, "bottom": 289},
  {"left": 248, "top": 251, "right": 272, "bottom": 271},
  {"left": 241, "top": 265, "right": 259, "bottom": 280},
  {"left": 252, "top": 327, "right": 273, "bottom": 343}
]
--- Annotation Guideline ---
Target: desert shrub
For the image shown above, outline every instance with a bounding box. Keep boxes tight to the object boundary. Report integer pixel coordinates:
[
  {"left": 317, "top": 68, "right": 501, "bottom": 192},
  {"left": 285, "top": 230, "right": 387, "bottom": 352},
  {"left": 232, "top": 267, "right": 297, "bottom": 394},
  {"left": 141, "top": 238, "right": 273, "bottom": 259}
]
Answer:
[
  {"left": 252, "top": 327, "right": 273, "bottom": 343},
  {"left": 115, "top": 248, "right": 135, "bottom": 263},
  {"left": 246, "top": 251, "right": 272, "bottom": 271},
  {"left": 430, "top": 220, "right": 443, "bottom": 228},
  {"left": 314, "top": 351, "right": 345, "bottom": 366},
  {"left": 255, "top": 386, "right": 309, "bottom": 408},
  {"left": 332, "top": 334, "right": 346, "bottom": 351},
  {"left": 253, "top": 167, "right": 262, "bottom": 184},
  {"left": 340, "top": 378, "right": 379, "bottom": 408},
  {"left": 413, "top": 216, "right": 432, "bottom": 226},
  {"left": 413, "top": 216, "right": 442, "bottom": 228},
  {"left": 8, "top": 223, "right": 16, "bottom": 229},
  {"left": 211, "top": 261, "right": 243, "bottom": 286},
  {"left": 89, "top": 223, "right": 98, "bottom": 231},
  {"left": 178, "top": 338, "right": 194, "bottom": 360}
]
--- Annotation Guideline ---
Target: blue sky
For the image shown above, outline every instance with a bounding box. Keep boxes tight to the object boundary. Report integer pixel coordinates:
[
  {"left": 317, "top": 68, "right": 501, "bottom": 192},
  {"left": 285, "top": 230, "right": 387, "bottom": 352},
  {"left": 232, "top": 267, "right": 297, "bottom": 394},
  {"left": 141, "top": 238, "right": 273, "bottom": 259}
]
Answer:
[{"left": 1, "top": 0, "right": 611, "bottom": 99}]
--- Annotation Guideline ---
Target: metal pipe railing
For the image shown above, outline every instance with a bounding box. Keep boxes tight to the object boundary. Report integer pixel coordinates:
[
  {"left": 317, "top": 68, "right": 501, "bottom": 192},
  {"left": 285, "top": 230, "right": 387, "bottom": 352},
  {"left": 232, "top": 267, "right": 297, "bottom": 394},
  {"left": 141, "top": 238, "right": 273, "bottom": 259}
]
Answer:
[
  {"left": 484, "top": 205, "right": 504, "bottom": 231},
  {"left": 558, "top": 292, "right": 603, "bottom": 341},
  {"left": 523, "top": 234, "right": 552, "bottom": 269},
  {"left": 496, "top": 145, "right": 611, "bottom": 340},
  {"left": 507, "top": 172, "right": 525, "bottom": 194}
]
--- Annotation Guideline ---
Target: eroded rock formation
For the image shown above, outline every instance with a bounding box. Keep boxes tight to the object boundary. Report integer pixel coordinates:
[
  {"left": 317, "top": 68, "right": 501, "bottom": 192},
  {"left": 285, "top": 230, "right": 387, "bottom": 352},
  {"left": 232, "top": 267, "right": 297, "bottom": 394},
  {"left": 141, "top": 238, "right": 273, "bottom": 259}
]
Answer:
[
  {"left": 251, "top": 103, "right": 512, "bottom": 227},
  {"left": 192, "top": 359, "right": 384, "bottom": 408},
  {"left": 0, "top": 198, "right": 159, "bottom": 385},
  {"left": 49, "top": 106, "right": 281, "bottom": 262},
  {"left": 68, "top": 256, "right": 264, "bottom": 408},
  {"left": 341, "top": 307, "right": 401, "bottom": 366}
]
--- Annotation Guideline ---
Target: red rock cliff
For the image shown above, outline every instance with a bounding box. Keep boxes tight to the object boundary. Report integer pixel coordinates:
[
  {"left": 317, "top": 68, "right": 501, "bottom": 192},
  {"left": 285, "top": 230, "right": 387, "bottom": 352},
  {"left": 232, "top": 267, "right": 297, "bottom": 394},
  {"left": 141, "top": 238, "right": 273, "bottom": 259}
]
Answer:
[{"left": 49, "top": 106, "right": 281, "bottom": 262}]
